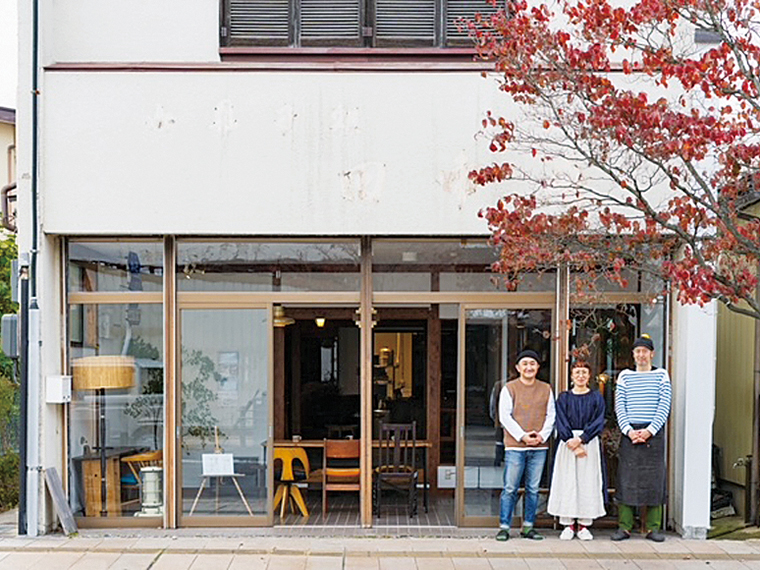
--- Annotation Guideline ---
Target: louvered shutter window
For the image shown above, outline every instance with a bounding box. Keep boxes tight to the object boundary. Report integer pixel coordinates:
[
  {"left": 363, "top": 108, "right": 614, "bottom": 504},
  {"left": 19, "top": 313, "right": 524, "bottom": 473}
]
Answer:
[
  {"left": 375, "top": 0, "right": 436, "bottom": 45},
  {"left": 228, "top": 0, "right": 290, "bottom": 45},
  {"left": 301, "top": 0, "right": 362, "bottom": 44},
  {"left": 445, "top": 0, "right": 500, "bottom": 44}
]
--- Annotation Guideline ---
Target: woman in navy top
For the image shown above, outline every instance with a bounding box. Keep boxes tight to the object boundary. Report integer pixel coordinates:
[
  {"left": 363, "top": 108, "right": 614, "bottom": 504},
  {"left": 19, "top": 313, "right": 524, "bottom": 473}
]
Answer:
[{"left": 547, "top": 361, "right": 606, "bottom": 540}]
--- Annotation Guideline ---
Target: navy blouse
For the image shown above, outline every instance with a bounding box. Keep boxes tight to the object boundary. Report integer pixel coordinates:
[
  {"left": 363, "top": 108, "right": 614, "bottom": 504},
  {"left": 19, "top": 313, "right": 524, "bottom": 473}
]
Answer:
[{"left": 555, "top": 390, "right": 606, "bottom": 443}]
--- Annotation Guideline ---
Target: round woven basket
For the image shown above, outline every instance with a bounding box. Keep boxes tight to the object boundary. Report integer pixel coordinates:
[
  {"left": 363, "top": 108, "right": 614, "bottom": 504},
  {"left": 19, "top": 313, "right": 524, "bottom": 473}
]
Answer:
[{"left": 72, "top": 355, "right": 136, "bottom": 391}]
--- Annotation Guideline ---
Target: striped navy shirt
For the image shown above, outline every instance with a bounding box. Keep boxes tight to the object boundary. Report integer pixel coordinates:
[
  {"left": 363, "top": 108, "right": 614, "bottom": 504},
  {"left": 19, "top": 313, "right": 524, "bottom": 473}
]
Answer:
[{"left": 615, "top": 368, "right": 672, "bottom": 436}]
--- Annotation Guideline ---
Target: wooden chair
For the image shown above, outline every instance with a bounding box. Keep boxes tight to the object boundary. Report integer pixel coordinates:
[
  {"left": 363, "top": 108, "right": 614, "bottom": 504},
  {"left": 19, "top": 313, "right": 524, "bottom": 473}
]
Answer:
[
  {"left": 322, "top": 439, "right": 361, "bottom": 517},
  {"left": 273, "top": 447, "right": 311, "bottom": 518},
  {"left": 374, "top": 422, "right": 418, "bottom": 517},
  {"left": 120, "top": 449, "right": 163, "bottom": 509}
]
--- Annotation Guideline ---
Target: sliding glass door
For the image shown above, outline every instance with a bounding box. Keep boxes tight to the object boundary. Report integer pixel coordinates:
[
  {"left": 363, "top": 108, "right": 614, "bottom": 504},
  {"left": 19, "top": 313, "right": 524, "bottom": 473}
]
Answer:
[
  {"left": 458, "top": 306, "right": 554, "bottom": 527},
  {"left": 178, "top": 308, "right": 271, "bottom": 525}
]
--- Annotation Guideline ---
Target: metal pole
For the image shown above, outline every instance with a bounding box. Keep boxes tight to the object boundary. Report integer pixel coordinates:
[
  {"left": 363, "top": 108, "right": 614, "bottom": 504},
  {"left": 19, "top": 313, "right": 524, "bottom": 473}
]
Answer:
[
  {"left": 26, "top": 299, "right": 40, "bottom": 536},
  {"left": 17, "top": 273, "right": 28, "bottom": 534}
]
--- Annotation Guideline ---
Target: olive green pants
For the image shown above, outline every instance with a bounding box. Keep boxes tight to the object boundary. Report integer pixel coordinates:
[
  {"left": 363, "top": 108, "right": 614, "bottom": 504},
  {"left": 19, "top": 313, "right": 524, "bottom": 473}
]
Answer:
[{"left": 618, "top": 504, "right": 663, "bottom": 532}]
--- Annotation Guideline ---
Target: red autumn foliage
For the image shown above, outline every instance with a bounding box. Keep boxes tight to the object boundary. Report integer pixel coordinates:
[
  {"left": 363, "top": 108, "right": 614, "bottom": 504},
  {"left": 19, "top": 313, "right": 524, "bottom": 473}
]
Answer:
[{"left": 468, "top": 0, "right": 760, "bottom": 319}]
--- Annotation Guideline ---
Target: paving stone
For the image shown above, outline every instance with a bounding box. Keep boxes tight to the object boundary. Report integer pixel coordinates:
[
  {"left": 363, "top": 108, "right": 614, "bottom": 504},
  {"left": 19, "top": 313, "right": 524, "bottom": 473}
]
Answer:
[
  {"left": 416, "top": 557, "right": 456, "bottom": 569},
  {"left": 483, "top": 559, "right": 530, "bottom": 569},
  {"left": 228, "top": 554, "right": 270, "bottom": 570},
  {"left": 107, "top": 552, "right": 159, "bottom": 570},
  {"left": 0, "top": 551, "right": 50, "bottom": 570},
  {"left": 27, "top": 551, "right": 85, "bottom": 570},
  {"left": 343, "top": 556, "right": 380, "bottom": 570},
  {"left": 451, "top": 558, "right": 492, "bottom": 570},
  {"left": 523, "top": 558, "right": 566, "bottom": 570},
  {"left": 304, "top": 556, "right": 344, "bottom": 570},
  {"left": 378, "top": 557, "right": 418, "bottom": 570},
  {"left": 66, "top": 551, "right": 120, "bottom": 570},
  {"left": 596, "top": 560, "right": 639, "bottom": 570},
  {"left": 562, "top": 559, "right": 603, "bottom": 569},
  {"left": 188, "top": 553, "right": 234, "bottom": 570},
  {"left": 267, "top": 555, "right": 307, "bottom": 570},
  {"left": 151, "top": 553, "right": 198, "bottom": 570}
]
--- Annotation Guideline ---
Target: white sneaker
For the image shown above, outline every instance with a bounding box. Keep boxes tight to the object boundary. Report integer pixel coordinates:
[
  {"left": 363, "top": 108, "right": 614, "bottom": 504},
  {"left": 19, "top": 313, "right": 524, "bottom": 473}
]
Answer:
[
  {"left": 559, "top": 526, "right": 575, "bottom": 540},
  {"left": 576, "top": 526, "right": 593, "bottom": 541}
]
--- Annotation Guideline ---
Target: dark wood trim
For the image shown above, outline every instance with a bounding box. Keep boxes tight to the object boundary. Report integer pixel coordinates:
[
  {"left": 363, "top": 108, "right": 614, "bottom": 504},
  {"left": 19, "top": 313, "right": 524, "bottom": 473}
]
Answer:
[
  {"left": 359, "top": 236, "right": 373, "bottom": 527},
  {"left": 427, "top": 305, "right": 441, "bottom": 493},
  {"left": 290, "top": 329, "right": 301, "bottom": 436},
  {"left": 164, "top": 235, "right": 177, "bottom": 529},
  {"left": 274, "top": 327, "right": 286, "bottom": 440}
]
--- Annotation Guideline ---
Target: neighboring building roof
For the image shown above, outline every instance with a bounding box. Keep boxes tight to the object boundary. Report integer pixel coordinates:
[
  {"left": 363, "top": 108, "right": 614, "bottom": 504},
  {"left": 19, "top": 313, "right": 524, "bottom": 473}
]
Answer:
[{"left": 0, "top": 107, "right": 15, "bottom": 125}]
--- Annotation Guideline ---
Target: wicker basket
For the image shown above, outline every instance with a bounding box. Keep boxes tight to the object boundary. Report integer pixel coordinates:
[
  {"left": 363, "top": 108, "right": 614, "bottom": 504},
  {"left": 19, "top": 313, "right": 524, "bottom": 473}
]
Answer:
[{"left": 72, "top": 355, "right": 136, "bottom": 391}]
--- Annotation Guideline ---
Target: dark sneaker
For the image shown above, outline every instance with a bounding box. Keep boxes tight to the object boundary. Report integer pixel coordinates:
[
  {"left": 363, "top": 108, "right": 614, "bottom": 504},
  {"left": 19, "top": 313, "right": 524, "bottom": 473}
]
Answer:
[
  {"left": 610, "top": 528, "right": 631, "bottom": 541},
  {"left": 520, "top": 527, "right": 544, "bottom": 540},
  {"left": 495, "top": 529, "right": 510, "bottom": 541},
  {"left": 646, "top": 530, "right": 665, "bottom": 543}
]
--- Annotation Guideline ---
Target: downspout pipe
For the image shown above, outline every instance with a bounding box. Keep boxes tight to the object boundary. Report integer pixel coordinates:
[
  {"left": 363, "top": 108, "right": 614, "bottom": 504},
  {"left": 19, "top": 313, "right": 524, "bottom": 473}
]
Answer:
[
  {"left": 21, "top": 0, "right": 42, "bottom": 536},
  {"left": 17, "top": 272, "right": 28, "bottom": 534}
]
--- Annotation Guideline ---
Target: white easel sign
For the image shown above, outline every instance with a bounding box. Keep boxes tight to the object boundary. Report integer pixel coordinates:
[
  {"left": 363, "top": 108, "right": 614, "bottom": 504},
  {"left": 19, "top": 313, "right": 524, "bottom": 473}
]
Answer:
[{"left": 202, "top": 453, "right": 235, "bottom": 476}]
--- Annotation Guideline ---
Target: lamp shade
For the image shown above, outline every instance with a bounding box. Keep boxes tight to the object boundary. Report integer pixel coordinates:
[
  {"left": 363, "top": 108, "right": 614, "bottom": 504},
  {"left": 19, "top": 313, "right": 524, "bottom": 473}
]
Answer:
[
  {"left": 72, "top": 355, "right": 136, "bottom": 391},
  {"left": 273, "top": 305, "right": 295, "bottom": 328}
]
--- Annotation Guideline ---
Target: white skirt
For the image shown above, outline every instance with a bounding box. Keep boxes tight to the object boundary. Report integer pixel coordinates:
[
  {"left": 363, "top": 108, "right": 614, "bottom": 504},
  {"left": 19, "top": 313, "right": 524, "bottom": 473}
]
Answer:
[{"left": 547, "top": 430, "right": 606, "bottom": 520}]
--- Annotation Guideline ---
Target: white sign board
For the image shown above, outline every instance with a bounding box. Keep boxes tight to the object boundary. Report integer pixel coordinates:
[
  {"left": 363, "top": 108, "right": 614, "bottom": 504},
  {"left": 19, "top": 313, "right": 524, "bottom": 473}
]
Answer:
[{"left": 201, "top": 453, "right": 235, "bottom": 477}]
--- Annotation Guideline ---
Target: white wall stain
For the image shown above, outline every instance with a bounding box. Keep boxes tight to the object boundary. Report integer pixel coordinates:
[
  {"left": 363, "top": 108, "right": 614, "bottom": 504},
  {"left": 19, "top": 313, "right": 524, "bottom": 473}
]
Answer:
[
  {"left": 340, "top": 162, "right": 386, "bottom": 203},
  {"left": 211, "top": 100, "right": 238, "bottom": 135},
  {"left": 274, "top": 104, "right": 297, "bottom": 138},
  {"left": 146, "top": 105, "right": 176, "bottom": 131}
]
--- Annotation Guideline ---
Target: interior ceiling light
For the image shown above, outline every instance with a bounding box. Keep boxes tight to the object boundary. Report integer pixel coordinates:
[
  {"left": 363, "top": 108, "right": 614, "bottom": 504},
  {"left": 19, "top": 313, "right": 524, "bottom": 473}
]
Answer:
[
  {"left": 315, "top": 317, "right": 326, "bottom": 328},
  {"left": 273, "top": 305, "right": 295, "bottom": 327}
]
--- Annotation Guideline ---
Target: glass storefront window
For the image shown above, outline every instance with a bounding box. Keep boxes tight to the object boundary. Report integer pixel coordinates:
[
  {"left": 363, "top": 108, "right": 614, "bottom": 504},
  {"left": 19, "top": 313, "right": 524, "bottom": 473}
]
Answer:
[
  {"left": 68, "top": 241, "right": 164, "bottom": 293},
  {"left": 373, "top": 239, "right": 555, "bottom": 292},
  {"left": 462, "top": 308, "right": 553, "bottom": 521},
  {"left": 180, "top": 309, "right": 269, "bottom": 518},
  {"left": 568, "top": 300, "right": 667, "bottom": 521},
  {"left": 177, "top": 241, "right": 361, "bottom": 292},
  {"left": 570, "top": 269, "right": 666, "bottom": 295},
  {"left": 68, "top": 304, "right": 164, "bottom": 519}
]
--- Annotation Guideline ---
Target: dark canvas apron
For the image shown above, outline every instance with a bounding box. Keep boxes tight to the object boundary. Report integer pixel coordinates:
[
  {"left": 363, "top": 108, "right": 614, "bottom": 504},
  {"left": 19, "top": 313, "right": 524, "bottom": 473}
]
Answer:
[{"left": 616, "top": 423, "right": 666, "bottom": 506}]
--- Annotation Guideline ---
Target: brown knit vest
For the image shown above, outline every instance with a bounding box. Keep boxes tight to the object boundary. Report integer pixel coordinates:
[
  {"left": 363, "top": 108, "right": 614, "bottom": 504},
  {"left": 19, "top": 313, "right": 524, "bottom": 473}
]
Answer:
[{"left": 503, "top": 379, "right": 552, "bottom": 448}]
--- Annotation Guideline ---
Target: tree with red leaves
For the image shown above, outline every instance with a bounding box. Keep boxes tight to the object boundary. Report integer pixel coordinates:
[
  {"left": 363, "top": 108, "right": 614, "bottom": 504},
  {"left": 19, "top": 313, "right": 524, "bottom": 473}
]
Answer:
[{"left": 469, "top": 0, "right": 760, "bottom": 319}]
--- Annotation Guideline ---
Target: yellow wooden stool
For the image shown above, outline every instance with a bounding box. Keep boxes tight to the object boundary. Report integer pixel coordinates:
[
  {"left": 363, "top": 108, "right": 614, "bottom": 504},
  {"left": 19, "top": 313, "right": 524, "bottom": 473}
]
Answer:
[{"left": 273, "top": 447, "right": 310, "bottom": 518}]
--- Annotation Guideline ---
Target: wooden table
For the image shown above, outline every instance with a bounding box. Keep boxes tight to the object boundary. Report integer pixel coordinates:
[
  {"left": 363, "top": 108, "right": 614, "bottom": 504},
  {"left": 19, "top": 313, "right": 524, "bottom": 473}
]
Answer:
[
  {"left": 72, "top": 447, "right": 141, "bottom": 517},
  {"left": 273, "top": 440, "right": 431, "bottom": 511}
]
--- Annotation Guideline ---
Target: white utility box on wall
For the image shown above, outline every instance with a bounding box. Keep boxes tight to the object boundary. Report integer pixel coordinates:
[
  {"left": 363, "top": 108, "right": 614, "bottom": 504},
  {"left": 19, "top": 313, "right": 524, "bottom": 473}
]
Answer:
[{"left": 46, "top": 375, "right": 72, "bottom": 403}]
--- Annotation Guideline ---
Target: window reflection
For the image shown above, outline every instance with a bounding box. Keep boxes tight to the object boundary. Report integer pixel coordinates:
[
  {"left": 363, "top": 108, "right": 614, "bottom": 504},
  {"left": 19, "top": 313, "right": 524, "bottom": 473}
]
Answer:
[{"left": 68, "top": 304, "right": 164, "bottom": 518}]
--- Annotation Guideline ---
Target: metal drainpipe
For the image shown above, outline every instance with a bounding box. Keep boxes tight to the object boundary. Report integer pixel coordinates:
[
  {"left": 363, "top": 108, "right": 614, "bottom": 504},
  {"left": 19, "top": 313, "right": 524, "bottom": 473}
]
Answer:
[
  {"left": 22, "top": 0, "right": 42, "bottom": 537},
  {"left": 17, "top": 271, "right": 28, "bottom": 534}
]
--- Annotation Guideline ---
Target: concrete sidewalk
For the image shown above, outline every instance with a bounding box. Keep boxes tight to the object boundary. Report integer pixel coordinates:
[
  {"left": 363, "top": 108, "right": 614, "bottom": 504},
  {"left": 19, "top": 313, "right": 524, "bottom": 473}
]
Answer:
[{"left": 2, "top": 527, "right": 760, "bottom": 569}]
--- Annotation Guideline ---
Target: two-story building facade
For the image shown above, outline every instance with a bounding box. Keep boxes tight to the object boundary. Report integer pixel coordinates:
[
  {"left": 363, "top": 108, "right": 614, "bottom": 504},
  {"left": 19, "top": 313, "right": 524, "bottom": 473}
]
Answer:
[{"left": 16, "top": 0, "right": 715, "bottom": 537}]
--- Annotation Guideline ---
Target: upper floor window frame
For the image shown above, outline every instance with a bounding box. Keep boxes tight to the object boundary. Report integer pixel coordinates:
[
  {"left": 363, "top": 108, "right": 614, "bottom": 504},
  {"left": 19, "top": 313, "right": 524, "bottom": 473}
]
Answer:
[{"left": 220, "top": 0, "right": 502, "bottom": 50}]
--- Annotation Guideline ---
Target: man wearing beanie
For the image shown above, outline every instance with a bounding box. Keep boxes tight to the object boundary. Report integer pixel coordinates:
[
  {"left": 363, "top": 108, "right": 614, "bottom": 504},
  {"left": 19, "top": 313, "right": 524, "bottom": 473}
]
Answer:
[
  {"left": 612, "top": 334, "right": 672, "bottom": 542},
  {"left": 495, "top": 349, "right": 555, "bottom": 541}
]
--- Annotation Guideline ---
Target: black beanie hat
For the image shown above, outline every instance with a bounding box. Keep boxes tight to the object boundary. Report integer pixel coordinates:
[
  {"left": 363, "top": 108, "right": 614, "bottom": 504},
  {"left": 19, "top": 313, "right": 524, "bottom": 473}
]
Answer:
[
  {"left": 632, "top": 334, "right": 655, "bottom": 351},
  {"left": 516, "top": 349, "right": 540, "bottom": 364}
]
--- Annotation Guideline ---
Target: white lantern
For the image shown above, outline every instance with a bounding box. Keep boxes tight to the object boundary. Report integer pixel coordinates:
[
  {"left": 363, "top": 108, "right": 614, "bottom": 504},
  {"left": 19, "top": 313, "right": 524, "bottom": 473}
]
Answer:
[{"left": 135, "top": 466, "right": 163, "bottom": 517}]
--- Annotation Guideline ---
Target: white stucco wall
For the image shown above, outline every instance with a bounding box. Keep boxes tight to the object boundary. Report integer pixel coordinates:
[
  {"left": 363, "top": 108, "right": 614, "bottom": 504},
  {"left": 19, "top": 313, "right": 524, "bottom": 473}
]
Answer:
[
  {"left": 41, "top": 71, "right": 519, "bottom": 236},
  {"left": 44, "top": 0, "right": 220, "bottom": 65},
  {"left": 670, "top": 300, "right": 717, "bottom": 539}
]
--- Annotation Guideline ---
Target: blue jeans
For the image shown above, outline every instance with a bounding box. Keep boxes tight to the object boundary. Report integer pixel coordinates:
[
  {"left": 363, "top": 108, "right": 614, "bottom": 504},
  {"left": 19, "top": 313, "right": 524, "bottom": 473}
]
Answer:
[{"left": 499, "top": 448, "right": 548, "bottom": 529}]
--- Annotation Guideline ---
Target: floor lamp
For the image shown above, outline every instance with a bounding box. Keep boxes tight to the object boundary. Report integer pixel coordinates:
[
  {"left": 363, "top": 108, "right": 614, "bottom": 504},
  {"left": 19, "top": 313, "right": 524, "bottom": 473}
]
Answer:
[{"left": 72, "top": 355, "right": 135, "bottom": 517}]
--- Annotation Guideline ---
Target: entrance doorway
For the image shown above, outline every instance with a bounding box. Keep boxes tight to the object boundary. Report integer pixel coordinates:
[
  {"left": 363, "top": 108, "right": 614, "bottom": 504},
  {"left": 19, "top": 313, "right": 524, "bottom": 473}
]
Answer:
[{"left": 458, "top": 306, "right": 554, "bottom": 527}]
